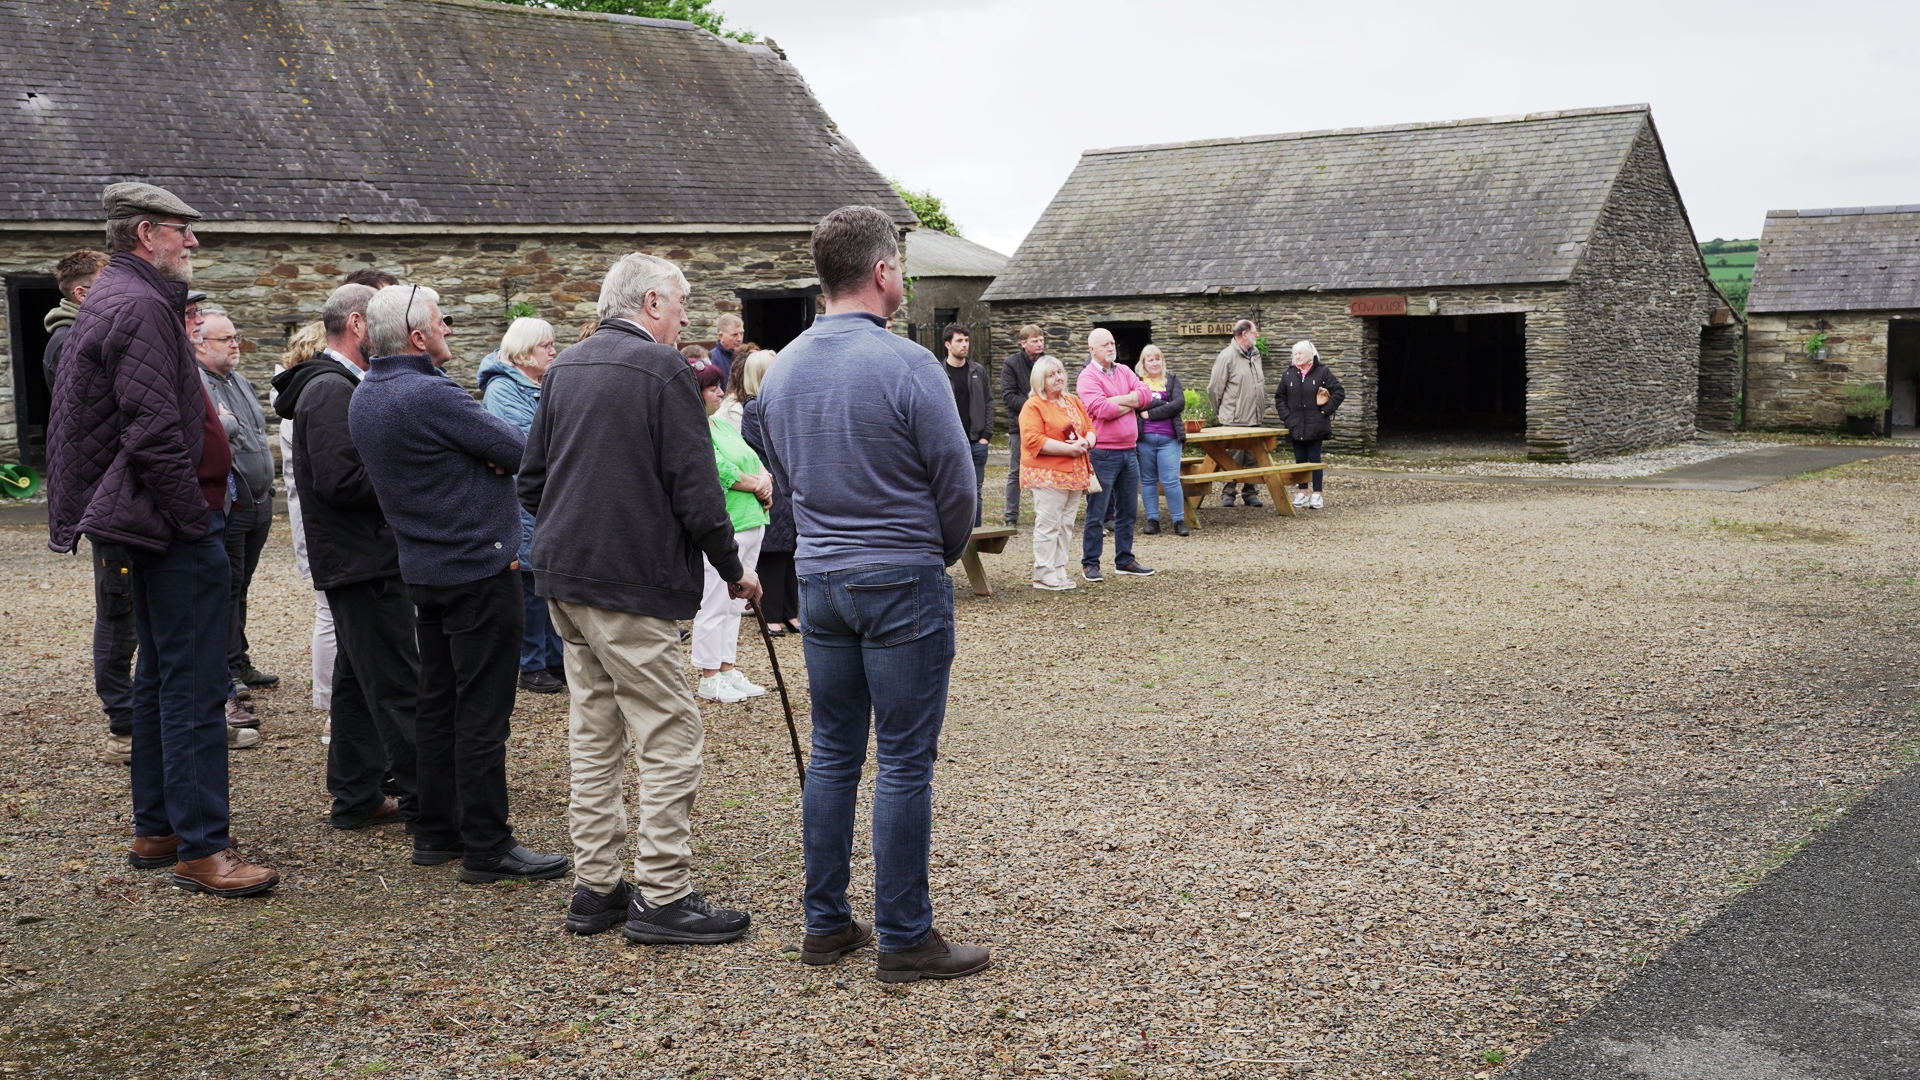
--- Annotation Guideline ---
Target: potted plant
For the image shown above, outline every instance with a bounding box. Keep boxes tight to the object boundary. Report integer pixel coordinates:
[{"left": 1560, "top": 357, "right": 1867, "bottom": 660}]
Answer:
[
  {"left": 1804, "top": 331, "right": 1830, "bottom": 362},
  {"left": 1182, "top": 388, "right": 1212, "bottom": 433},
  {"left": 1841, "top": 383, "right": 1891, "bottom": 437}
]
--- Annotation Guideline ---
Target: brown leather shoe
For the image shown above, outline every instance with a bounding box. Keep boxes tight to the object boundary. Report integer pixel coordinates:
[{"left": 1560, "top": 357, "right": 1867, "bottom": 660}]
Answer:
[
  {"left": 801, "top": 919, "right": 873, "bottom": 966},
  {"left": 172, "top": 847, "right": 279, "bottom": 898},
  {"left": 128, "top": 833, "right": 181, "bottom": 870},
  {"left": 875, "top": 927, "right": 990, "bottom": 983},
  {"left": 336, "top": 796, "right": 403, "bottom": 831},
  {"left": 225, "top": 698, "right": 259, "bottom": 729}
]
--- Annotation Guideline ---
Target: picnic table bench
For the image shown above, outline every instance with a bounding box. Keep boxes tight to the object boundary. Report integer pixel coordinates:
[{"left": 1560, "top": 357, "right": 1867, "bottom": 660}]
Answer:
[
  {"left": 1179, "top": 426, "right": 1323, "bottom": 528},
  {"left": 958, "top": 525, "right": 1017, "bottom": 597}
]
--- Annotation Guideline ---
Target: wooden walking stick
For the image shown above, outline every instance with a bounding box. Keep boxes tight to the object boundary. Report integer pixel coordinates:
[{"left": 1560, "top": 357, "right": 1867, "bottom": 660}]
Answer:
[{"left": 746, "top": 598, "right": 806, "bottom": 791}]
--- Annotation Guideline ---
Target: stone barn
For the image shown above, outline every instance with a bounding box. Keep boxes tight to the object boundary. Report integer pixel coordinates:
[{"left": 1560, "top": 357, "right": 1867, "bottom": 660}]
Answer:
[
  {"left": 982, "top": 105, "right": 1738, "bottom": 460},
  {"left": 898, "top": 229, "right": 1009, "bottom": 355},
  {"left": 0, "top": 0, "right": 914, "bottom": 465},
  {"left": 1743, "top": 207, "right": 1920, "bottom": 434}
]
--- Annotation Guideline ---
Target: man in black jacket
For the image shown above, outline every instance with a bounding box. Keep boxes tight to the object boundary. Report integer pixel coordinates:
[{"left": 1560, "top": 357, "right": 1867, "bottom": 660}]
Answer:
[
  {"left": 271, "top": 283, "right": 416, "bottom": 835},
  {"left": 941, "top": 324, "right": 993, "bottom": 527},
  {"left": 997, "top": 324, "right": 1046, "bottom": 526},
  {"left": 521, "top": 252, "right": 760, "bottom": 943}
]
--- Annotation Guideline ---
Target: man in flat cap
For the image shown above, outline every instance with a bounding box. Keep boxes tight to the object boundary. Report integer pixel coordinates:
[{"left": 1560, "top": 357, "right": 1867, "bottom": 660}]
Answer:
[{"left": 47, "top": 182, "right": 278, "bottom": 898}]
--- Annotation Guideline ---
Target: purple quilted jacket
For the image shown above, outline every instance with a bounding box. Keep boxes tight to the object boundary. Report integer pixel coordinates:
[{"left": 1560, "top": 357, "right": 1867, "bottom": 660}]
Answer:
[{"left": 47, "top": 251, "right": 218, "bottom": 554}]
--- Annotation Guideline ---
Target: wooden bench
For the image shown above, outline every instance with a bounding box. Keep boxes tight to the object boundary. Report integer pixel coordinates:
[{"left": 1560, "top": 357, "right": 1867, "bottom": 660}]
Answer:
[{"left": 959, "top": 526, "right": 1018, "bottom": 597}]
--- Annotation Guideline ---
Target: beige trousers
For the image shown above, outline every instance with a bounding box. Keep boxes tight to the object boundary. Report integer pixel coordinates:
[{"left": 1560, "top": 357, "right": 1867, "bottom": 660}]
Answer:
[
  {"left": 1030, "top": 487, "right": 1079, "bottom": 585},
  {"left": 548, "top": 599, "right": 704, "bottom": 904}
]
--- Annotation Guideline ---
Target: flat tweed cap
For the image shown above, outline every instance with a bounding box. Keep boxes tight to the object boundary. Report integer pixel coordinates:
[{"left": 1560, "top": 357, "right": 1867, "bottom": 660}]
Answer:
[{"left": 102, "top": 182, "right": 201, "bottom": 222}]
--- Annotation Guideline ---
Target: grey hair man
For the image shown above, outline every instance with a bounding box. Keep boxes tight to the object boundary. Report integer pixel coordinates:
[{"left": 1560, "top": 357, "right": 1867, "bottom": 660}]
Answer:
[
  {"left": 194, "top": 312, "right": 280, "bottom": 718},
  {"left": 520, "top": 252, "right": 760, "bottom": 941},
  {"left": 1207, "top": 318, "right": 1266, "bottom": 507}
]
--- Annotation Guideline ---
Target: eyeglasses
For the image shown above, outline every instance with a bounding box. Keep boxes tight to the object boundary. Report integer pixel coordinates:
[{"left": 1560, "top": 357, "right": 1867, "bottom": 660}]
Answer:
[
  {"left": 151, "top": 221, "right": 196, "bottom": 239},
  {"left": 202, "top": 334, "right": 239, "bottom": 345}
]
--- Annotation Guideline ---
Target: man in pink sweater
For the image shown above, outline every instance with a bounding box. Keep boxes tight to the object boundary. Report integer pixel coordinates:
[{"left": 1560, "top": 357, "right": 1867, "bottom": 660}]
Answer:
[{"left": 1075, "top": 329, "right": 1155, "bottom": 582}]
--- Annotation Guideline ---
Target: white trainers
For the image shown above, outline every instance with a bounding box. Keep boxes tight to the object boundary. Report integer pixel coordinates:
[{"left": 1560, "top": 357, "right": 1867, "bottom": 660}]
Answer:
[
  {"left": 723, "top": 669, "right": 767, "bottom": 698},
  {"left": 1291, "top": 491, "right": 1310, "bottom": 509},
  {"left": 697, "top": 675, "right": 750, "bottom": 703},
  {"left": 1309, "top": 492, "right": 1324, "bottom": 510},
  {"left": 227, "top": 726, "right": 260, "bottom": 750}
]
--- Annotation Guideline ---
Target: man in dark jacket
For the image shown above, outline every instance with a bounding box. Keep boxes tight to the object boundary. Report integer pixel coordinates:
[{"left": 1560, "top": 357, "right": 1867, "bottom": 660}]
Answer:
[
  {"left": 941, "top": 324, "right": 993, "bottom": 527},
  {"left": 520, "top": 252, "right": 759, "bottom": 942},
  {"left": 271, "top": 282, "right": 417, "bottom": 835},
  {"left": 47, "top": 182, "right": 277, "bottom": 898},
  {"left": 998, "top": 324, "right": 1045, "bottom": 526},
  {"left": 352, "top": 284, "right": 566, "bottom": 886},
  {"left": 195, "top": 311, "right": 279, "bottom": 702}
]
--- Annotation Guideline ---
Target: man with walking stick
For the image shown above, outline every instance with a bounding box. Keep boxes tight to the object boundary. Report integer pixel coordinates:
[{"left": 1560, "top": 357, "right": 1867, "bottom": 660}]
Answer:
[{"left": 758, "top": 206, "right": 990, "bottom": 983}]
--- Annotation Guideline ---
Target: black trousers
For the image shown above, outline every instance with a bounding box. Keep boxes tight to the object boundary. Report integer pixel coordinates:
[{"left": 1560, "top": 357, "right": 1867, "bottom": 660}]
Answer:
[
  {"left": 90, "top": 538, "right": 137, "bottom": 736},
  {"left": 324, "top": 575, "right": 421, "bottom": 828},
  {"left": 409, "top": 571, "right": 523, "bottom": 861},
  {"left": 1291, "top": 438, "right": 1325, "bottom": 492},
  {"left": 758, "top": 549, "right": 800, "bottom": 625},
  {"left": 224, "top": 498, "right": 272, "bottom": 676}
]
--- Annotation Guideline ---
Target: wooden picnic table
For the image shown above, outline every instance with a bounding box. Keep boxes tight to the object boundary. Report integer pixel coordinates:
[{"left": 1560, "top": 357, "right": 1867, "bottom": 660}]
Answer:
[
  {"left": 958, "top": 525, "right": 1017, "bottom": 597},
  {"left": 1178, "top": 426, "right": 1323, "bottom": 528}
]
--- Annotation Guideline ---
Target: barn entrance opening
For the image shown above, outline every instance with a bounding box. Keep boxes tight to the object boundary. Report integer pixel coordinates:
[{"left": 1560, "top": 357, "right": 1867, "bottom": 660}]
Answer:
[
  {"left": 1092, "top": 321, "right": 1152, "bottom": 371},
  {"left": 1376, "top": 313, "right": 1527, "bottom": 450},
  {"left": 4, "top": 276, "right": 60, "bottom": 467},
  {"left": 738, "top": 286, "right": 820, "bottom": 351}
]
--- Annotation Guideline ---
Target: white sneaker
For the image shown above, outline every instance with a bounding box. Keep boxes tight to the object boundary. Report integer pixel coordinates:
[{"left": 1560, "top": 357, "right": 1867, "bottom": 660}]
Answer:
[
  {"left": 1309, "top": 492, "right": 1324, "bottom": 510},
  {"left": 1291, "top": 491, "right": 1310, "bottom": 509},
  {"left": 227, "top": 726, "right": 259, "bottom": 750},
  {"left": 697, "top": 675, "right": 749, "bottom": 703},
  {"left": 723, "top": 669, "right": 767, "bottom": 698}
]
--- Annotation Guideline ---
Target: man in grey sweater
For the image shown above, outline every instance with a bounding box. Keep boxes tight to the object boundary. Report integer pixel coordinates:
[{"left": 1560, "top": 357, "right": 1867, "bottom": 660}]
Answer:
[
  {"left": 758, "top": 206, "right": 989, "bottom": 984},
  {"left": 194, "top": 311, "right": 279, "bottom": 702}
]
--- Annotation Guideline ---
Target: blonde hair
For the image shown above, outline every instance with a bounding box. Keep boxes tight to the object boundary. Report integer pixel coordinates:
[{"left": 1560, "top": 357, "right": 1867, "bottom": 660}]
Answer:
[
  {"left": 1138, "top": 344, "right": 1166, "bottom": 376},
  {"left": 735, "top": 349, "right": 776, "bottom": 401},
  {"left": 281, "top": 321, "right": 326, "bottom": 368},
  {"left": 501, "top": 317, "right": 556, "bottom": 367},
  {"left": 1028, "top": 355, "right": 1065, "bottom": 397}
]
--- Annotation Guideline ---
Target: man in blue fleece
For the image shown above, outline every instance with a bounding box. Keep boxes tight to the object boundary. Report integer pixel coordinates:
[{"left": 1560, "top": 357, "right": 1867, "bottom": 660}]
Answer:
[
  {"left": 758, "top": 206, "right": 988, "bottom": 983},
  {"left": 350, "top": 284, "right": 567, "bottom": 884}
]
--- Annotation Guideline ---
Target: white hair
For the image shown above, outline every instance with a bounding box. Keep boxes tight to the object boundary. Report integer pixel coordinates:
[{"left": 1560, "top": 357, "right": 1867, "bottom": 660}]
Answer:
[
  {"left": 1291, "top": 340, "right": 1319, "bottom": 363},
  {"left": 366, "top": 284, "right": 441, "bottom": 356},
  {"left": 500, "top": 317, "right": 555, "bottom": 366},
  {"left": 598, "top": 253, "right": 688, "bottom": 322}
]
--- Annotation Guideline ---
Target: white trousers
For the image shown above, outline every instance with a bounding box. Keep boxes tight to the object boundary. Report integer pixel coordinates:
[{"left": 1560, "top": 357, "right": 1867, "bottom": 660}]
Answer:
[
  {"left": 311, "top": 589, "right": 336, "bottom": 711},
  {"left": 692, "top": 525, "right": 763, "bottom": 671},
  {"left": 1031, "top": 488, "right": 1079, "bottom": 585}
]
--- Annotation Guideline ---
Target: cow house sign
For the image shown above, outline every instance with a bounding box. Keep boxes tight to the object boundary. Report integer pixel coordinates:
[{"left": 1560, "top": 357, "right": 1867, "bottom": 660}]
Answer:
[{"left": 1175, "top": 297, "right": 1410, "bottom": 337}]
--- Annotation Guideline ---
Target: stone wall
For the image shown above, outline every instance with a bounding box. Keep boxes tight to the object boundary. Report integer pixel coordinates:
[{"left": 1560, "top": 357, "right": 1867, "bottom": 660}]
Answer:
[
  {"left": 1697, "top": 324, "right": 1743, "bottom": 432},
  {"left": 898, "top": 275, "right": 992, "bottom": 355},
  {"left": 1744, "top": 310, "right": 1918, "bottom": 430},
  {"left": 0, "top": 226, "right": 819, "bottom": 461},
  {"left": 1549, "top": 123, "right": 1724, "bottom": 459}
]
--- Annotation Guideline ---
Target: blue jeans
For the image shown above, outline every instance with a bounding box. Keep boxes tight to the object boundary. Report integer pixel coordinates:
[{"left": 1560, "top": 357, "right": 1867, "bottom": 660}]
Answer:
[
  {"left": 799, "top": 563, "right": 956, "bottom": 952},
  {"left": 127, "top": 511, "right": 234, "bottom": 862},
  {"left": 1136, "top": 432, "right": 1185, "bottom": 522},
  {"left": 519, "top": 570, "right": 563, "bottom": 673},
  {"left": 969, "top": 441, "right": 990, "bottom": 528},
  {"left": 1083, "top": 448, "right": 1138, "bottom": 570}
]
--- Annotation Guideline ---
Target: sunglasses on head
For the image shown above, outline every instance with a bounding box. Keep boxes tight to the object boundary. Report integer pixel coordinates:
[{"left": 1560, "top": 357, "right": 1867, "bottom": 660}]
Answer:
[{"left": 402, "top": 284, "right": 453, "bottom": 338}]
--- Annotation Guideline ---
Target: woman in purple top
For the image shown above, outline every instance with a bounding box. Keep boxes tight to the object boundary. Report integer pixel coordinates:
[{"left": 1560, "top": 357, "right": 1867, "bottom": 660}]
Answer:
[{"left": 1134, "top": 346, "right": 1189, "bottom": 536}]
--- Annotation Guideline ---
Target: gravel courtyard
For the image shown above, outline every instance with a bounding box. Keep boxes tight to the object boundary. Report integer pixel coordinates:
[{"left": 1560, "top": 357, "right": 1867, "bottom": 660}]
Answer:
[{"left": 3, "top": 457, "right": 1918, "bottom": 1079}]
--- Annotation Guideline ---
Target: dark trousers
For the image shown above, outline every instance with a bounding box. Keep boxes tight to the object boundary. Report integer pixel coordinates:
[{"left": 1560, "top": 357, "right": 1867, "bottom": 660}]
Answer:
[
  {"left": 223, "top": 498, "right": 272, "bottom": 677},
  {"left": 1291, "top": 438, "right": 1324, "bottom": 492},
  {"left": 1221, "top": 448, "right": 1259, "bottom": 500},
  {"left": 127, "top": 511, "right": 232, "bottom": 862},
  {"left": 969, "top": 441, "right": 990, "bottom": 528},
  {"left": 799, "top": 563, "right": 955, "bottom": 951},
  {"left": 518, "top": 570, "right": 564, "bottom": 674},
  {"left": 324, "top": 575, "right": 422, "bottom": 828},
  {"left": 409, "top": 571, "right": 523, "bottom": 861},
  {"left": 758, "top": 550, "right": 800, "bottom": 625},
  {"left": 90, "top": 538, "right": 137, "bottom": 736},
  {"left": 1083, "top": 448, "right": 1139, "bottom": 571},
  {"left": 1003, "top": 436, "right": 1022, "bottom": 524}
]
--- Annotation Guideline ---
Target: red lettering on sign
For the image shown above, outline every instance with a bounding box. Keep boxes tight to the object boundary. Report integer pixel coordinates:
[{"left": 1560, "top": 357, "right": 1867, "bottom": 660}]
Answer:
[{"left": 1348, "top": 296, "right": 1408, "bottom": 317}]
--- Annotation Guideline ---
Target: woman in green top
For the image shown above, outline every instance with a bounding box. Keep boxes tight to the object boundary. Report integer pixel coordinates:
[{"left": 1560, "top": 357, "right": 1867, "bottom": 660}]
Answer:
[{"left": 692, "top": 361, "right": 772, "bottom": 704}]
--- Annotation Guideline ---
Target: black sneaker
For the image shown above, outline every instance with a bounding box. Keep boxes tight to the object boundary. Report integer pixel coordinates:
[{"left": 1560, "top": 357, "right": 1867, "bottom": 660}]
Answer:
[
  {"left": 566, "top": 879, "right": 635, "bottom": 936},
  {"left": 1142, "top": 518, "right": 1160, "bottom": 535},
  {"left": 1243, "top": 492, "right": 1263, "bottom": 508},
  {"left": 458, "top": 844, "right": 569, "bottom": 883},
  {"left": 1220, "top": 493, "right": 1236, "bottom": 507},
  {"left": 1173, "top": 521, "right": 1190, "bottom": 537},
  {"left": 1114, "top": 560, "right": 1156, "bottom": 577},
  {"left": 518, "top": 668, "right": 565, "bottom": 694},
  {"left": 623, "top": 890, "right": 751, "bottom": 945},
  {"left": 238, "top": 666, "right": 280, "bottom": 688},
  {"left": 412, "top": 841, "right": 465, "bottom": 867},
  {"left": 1082, "top": 565, "right": 1104, "bottom": 584},
  {"left": 545, "top": 665, "right": 567, "bottom": 685}
]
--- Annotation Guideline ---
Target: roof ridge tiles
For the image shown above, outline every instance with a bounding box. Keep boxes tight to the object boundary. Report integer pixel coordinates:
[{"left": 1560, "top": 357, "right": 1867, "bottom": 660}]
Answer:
[
  {"left": 1082, "top": 103, "right": 1651, "bottom": 158},
  {"left": 1767, "top": 206, "right": 1920, "bottom": 218}
]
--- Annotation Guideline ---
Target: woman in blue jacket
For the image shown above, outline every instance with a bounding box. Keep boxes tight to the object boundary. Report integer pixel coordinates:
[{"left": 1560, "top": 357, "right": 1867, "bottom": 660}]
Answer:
[{"left": 480, "top": 317, "right": 565, "bottom": 694}]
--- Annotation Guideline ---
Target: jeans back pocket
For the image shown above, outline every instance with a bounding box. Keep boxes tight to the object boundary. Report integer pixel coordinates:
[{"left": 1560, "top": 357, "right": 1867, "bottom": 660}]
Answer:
[{"left": 843, "top": 577, "right": 921, "bottom": 647}]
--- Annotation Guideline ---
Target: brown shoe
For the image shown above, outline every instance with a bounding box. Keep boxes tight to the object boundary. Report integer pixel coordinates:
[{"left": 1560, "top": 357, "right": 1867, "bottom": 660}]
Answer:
[
  {"left": 225, "top": 698, "right": 259, "bottom": 729},
  {"left": 801, "top": 919, "right": 873, "bottom": 966},
  {"left": 336, "top": 796, "right": 403, "bottom": 831},
  {"left": 172, "top": 847, "right": 279, "bottom": 898},
  {"left": 875, "top": 927, "right": 990, "bottom": 983},
  {"left": 128, "top": 833, "right": 181, "bottom": 870}
]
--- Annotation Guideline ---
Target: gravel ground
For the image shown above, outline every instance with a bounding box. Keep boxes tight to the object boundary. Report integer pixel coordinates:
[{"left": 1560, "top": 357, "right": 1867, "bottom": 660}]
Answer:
[
  {"left": 1342, "top": 433, "right": 1782, "bottom": 478},
  {"left": 4, "top": 456, "right": 1920, "bottom": 1079}
]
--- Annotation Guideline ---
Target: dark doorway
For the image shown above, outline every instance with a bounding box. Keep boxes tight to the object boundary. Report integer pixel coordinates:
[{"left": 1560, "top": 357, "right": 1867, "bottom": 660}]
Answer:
[
  {"left": 1889, "top": 320, "right": 1920, "bottom": 433},
  {"left": 1376, "top": 313, "right": 1527, "bottom": 431},
  {"left": 5, "top": 276, "right": 61, "bottom": 467},
  {"left": 1092, "top": 320, "right": 1151, "bottom": 370},
  {"left": 738, "top": 286, "right": 820, "bottom": 351}
]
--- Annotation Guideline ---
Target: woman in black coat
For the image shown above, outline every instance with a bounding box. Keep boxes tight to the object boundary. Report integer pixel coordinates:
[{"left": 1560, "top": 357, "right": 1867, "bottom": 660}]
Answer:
[
  {"left": 737, "top": 357, "right": 801, "bottom": 635},
  {"left": 1274, "top": 340, "right": 1345, "bottom": 510}
]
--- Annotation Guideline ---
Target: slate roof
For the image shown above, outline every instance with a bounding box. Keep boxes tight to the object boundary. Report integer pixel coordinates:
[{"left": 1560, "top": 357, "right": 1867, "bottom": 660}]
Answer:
[
  {"left": 983, "top": 105, "right": 1661, "bottom": 302},
  {"left": 1747, "top": 207, "right": 1920, "bottom": 313},
  {"left": 904, "top": 229, "right": 1008, "bottom": 279},
  {"left": 0, "top": 0, "right": 912, "bottom": 227}
]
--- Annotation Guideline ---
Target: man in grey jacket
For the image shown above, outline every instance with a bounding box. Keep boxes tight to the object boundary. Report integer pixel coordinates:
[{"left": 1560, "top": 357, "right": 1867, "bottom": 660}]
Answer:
[
  {"left": 1206, "top": 319, "right": 1267, "bottom": 507},
  {"left": 195, "top": 312, "right": 280, "bottom": 699}
]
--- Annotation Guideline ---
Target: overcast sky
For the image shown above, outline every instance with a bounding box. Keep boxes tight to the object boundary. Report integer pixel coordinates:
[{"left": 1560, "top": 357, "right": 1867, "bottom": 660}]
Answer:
[{"left": 722, "top": 0, "right": 1920, "bottom": 255}]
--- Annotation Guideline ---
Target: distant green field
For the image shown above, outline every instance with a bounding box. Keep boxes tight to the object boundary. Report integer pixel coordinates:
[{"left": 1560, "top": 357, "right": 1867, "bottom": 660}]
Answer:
[{"left": 1700, "top": 240, "right": 1758, "bottom": 287}]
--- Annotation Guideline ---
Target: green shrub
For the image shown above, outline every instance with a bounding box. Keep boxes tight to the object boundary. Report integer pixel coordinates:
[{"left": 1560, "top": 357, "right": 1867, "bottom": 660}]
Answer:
[
  {"left": 1183, "top": 388, "right": 1215, "bottom": 425},
  {"left": 506, "top": 300, "right": 539, "bottom": 321},
  {"left": 1842, "top": 383, "right": 1891, "bottom": 417}
]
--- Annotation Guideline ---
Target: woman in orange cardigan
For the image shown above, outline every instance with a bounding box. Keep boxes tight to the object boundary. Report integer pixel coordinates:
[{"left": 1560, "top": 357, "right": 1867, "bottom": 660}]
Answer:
[{"left": 1018, "top": 356, "right": 1094, "bottom": 591}]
